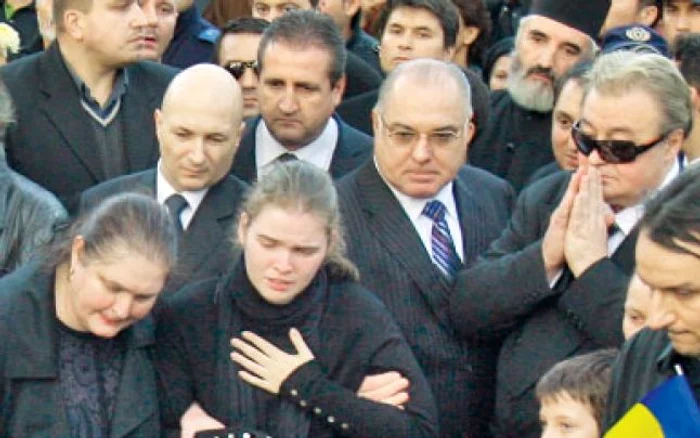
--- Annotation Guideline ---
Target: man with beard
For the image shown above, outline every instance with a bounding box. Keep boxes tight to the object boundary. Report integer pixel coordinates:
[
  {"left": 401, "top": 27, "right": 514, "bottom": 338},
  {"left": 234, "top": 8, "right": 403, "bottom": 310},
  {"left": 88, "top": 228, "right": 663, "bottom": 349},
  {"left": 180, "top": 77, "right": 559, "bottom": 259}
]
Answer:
[
  {"left": 468, "top": 0, "right": 609, "bottom": 192},
  {"left": 662, "top": 0, "right": 700, "bottom": 48}
]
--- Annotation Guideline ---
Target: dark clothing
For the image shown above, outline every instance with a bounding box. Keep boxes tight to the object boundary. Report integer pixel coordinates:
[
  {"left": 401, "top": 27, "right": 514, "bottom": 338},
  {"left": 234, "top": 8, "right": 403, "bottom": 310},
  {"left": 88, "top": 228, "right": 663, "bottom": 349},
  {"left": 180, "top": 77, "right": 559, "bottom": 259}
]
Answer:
[
  {"left": 230, "top": 115, "right": 372, "bottom": 184},
  {"left": 343, "top": 51, "right": 382, "bottom": 100},
  {"left": 337, "top": 160, "right": 514, "bottom": 438},
  {"left": 604, "top": 328, "right": 700, "bottom": 431},
  {"left": 0, "top": 0, "right": 40, "bottom": 59},
  {"left": 0, "top": 261, "right": 161, "bottom": 437},
  {"left": 80, "top": 170, "right": 248, "bottom": 293},
  {"left": 162, "top": 6, "right": 219, "bottom": 69},
  {"left": 0, "top": 164, "right": 66, "bottom": 275},
  {"left": 525, "top": 161, "right": 560, "bottom": 187},
  {"left": 58, "top": 322, "right": 125, "bottom": 438},
  {"left": 347, "top": 28, "right": 380, "bottom": 73},
  {"left": 155, "top": 263, "right": 439, "bottom": 437},
  {"left": 0, "top": 42, "right": 177, "bottom": 212},
  {"left": 449, "top": 171, "right": 631, "bottom": 438},
  {"left": 468, "top": 90, "right": 554, "bottom": 193}
]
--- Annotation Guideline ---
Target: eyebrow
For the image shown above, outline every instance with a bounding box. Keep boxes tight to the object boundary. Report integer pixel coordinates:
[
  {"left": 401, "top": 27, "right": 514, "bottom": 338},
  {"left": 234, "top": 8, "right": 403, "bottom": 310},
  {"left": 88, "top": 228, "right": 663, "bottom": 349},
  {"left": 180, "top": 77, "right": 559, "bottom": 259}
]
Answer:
[{"left": 101, "top": 275, "right": 158, "bottom": 299}]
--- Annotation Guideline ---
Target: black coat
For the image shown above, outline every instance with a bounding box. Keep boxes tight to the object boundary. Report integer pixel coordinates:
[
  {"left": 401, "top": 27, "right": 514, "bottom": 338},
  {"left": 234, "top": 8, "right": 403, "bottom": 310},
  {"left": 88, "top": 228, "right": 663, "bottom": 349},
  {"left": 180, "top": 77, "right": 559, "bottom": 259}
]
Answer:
[
  {"left": 80, "top": 170, "right": 248, "bottom": 293},
  {"left": 0, "top": 261, "right": 160, "bottom": 437},
  {"left": 449, "top": 171, "right": 632, "bottom": 438},
  {"left": 155, "top": 266, "right": 439, "bottom": 437},
  {"left": 336, "top": 160, "right": 514, "bottom": 438},
  {"left": 229, "top": 115, "right": 372, "bottom": 184},
  {"left": 161, "top": 6, "right": 219, "bottom": 69},
  {"left": 0, "top": 43, "right": 177, "bottom": 212},
  {"left": 468, "top": 90, "right": 554, "bottom": 193}
]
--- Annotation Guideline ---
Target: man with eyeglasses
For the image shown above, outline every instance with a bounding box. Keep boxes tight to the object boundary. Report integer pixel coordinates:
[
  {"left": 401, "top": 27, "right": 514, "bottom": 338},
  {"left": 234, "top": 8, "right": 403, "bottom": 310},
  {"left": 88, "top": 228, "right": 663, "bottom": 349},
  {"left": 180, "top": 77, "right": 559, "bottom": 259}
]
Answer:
[
  {"left": 450, "top": 50, "right": 689, "bottom": 438},
  {"left": 228, "top": 10, "right": 372, "bottom": 183},
  {"left": 337, "top": 58, "right": 513, "bottom": 438},
  {"left": 214, "top": 17, "right": 268, "bottom": 120}
]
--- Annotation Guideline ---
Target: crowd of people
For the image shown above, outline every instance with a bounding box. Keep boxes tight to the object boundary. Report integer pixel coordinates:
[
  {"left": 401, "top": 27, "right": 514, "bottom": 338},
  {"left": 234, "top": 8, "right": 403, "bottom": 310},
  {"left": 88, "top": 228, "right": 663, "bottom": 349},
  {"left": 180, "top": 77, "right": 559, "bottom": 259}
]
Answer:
[{"left": 0, "top": 0, "right": 700, "bottom": 437}]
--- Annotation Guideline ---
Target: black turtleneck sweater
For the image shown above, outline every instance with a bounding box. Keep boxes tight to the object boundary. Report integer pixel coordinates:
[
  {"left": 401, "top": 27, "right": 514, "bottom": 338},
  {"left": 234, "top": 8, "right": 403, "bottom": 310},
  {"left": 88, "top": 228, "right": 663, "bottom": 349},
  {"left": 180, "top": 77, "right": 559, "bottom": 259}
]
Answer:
[{"left": 155, "top": 260, "right": 438, "bottom": 438}]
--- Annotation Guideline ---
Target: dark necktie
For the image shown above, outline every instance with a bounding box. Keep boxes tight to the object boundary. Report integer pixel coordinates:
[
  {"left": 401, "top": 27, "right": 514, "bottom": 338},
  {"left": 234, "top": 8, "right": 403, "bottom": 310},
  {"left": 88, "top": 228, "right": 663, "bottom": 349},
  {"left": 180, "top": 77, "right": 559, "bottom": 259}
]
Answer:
[
  {"left": 422, "top": 200, "right": 461, "bottom": 279},
  {"left": 277, "top": 152, "right": 298, "bottom": 163},
  {"left": 165, "top": 194, "right": 188, "bottom": 234}
]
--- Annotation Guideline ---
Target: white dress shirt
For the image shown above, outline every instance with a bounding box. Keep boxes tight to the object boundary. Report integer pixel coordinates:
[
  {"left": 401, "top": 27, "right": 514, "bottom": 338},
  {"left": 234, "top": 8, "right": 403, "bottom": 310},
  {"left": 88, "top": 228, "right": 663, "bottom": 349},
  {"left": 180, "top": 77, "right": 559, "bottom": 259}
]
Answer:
[{"left": 156, "top": 162, "right": 208, "bottom": 230}]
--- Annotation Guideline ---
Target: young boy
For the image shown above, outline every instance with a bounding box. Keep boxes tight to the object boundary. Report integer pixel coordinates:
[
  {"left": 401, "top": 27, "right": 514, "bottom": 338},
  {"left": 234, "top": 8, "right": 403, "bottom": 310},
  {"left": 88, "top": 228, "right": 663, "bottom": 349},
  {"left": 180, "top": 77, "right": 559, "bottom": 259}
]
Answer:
[{"left": 536, "top": 349, "right": 618, "bottom": 438}]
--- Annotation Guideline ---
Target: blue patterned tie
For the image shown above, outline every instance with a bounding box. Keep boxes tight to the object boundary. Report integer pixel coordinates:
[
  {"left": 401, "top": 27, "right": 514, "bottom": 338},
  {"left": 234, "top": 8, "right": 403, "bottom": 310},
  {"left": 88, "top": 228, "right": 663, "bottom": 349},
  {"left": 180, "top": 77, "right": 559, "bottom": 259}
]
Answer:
[{"left": 422, "top": 200, "right": 461, "bottom": 279}]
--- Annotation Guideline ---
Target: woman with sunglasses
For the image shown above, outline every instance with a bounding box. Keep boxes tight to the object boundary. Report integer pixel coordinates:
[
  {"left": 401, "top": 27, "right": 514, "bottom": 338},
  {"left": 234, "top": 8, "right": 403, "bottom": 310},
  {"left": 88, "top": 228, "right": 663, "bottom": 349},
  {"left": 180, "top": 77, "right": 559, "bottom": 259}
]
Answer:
[
  {"left": 156, "top": 161, "right": 438, "bottom": 438},
  {"left": 0, "top": 193, "right": 178, "bottom": 437}
]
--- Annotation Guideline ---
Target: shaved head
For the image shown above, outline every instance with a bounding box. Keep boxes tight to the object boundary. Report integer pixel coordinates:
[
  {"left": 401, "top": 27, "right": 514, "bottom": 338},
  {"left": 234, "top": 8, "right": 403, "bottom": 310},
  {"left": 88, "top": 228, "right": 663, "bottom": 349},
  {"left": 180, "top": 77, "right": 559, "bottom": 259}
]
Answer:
[{"left": 156, "top": 64, "right": 245, "bottom": 192}]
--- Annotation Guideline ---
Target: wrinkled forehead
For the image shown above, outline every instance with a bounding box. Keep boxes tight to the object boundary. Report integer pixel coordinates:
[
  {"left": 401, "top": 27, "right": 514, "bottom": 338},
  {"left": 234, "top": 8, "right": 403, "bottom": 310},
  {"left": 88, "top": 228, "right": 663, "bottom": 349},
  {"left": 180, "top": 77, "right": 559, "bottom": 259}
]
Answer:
[{"left": 520, "top": 15, "right": 592, "bottom": 49}]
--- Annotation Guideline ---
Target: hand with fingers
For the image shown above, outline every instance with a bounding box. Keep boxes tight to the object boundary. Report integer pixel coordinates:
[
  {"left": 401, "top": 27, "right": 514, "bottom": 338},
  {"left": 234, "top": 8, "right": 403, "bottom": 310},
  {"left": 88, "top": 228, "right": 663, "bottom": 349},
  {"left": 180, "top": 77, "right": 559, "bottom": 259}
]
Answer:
[
  {"left": 542, "top": 168, "right": 584, "bottom": 282},
  {"left": 357, "top": 371, "right": 410, "bottom": 410},
  {"left": 564, "top": 166, "right": 614, "bottom": 277},
  {"left": 230, "top": 328, "right": 315, "bottom": 395},
  {"left": 179, "top": 403, "right": 225, "bottom": 438}
]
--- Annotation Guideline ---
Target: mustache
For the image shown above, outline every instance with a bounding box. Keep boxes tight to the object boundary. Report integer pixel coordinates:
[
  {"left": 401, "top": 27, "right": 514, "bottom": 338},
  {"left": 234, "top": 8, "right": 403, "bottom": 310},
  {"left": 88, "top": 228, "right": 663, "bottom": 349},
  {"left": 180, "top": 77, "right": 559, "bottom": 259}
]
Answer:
[{"left": 526, "top": 66, "right": 554, "bottom": 82}]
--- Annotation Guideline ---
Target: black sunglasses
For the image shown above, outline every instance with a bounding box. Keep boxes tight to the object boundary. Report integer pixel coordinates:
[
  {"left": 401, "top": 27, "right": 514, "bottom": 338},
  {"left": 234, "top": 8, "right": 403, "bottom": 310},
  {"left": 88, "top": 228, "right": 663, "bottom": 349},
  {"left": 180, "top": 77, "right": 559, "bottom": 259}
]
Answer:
[
  {"left": 225, "top": 60, "right": 259, "bottom": 80},
  {"left": 571, "top": 121, "right": 668, "bottom": 164}
]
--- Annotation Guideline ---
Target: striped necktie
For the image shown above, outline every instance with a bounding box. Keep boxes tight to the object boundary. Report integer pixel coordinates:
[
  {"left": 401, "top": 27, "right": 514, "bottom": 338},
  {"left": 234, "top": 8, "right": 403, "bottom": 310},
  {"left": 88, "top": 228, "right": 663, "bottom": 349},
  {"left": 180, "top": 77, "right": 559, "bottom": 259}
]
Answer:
[{"left": 422, "top": 200, "right": 461, "bottom": 279}]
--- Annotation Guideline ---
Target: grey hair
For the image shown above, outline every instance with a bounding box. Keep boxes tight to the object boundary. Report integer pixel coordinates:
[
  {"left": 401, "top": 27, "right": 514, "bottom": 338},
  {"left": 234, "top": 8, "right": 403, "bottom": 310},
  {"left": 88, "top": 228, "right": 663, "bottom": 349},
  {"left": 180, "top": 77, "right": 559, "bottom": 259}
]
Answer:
[
  {"left": 584, "top": 51, "right": 693, "bottom": 137},
  {"left": 235, "top": 161, "right": 359, "bottom": 281},
  {"left": 374, "top": 58, "right": 473, "bottom": 121}
]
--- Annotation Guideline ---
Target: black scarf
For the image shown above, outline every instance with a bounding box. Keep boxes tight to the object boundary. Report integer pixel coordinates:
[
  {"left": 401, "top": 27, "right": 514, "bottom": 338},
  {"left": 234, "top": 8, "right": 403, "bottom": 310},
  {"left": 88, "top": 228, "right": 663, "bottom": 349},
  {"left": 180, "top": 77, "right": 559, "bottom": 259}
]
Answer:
[{"left": 214, "top": 257, "right": 327, "bottom": 437}]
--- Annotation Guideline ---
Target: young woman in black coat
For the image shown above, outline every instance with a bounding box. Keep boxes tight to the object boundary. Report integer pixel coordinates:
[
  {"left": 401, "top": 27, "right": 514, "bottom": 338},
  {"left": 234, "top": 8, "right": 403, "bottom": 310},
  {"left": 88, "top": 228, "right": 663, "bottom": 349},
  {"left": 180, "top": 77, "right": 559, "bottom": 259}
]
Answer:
[
  {"left": 156, "top": 161, "right": 439, "bottom": 438},
  {"left": 0, "top": 193, "right": 177, "bottom": 437}
]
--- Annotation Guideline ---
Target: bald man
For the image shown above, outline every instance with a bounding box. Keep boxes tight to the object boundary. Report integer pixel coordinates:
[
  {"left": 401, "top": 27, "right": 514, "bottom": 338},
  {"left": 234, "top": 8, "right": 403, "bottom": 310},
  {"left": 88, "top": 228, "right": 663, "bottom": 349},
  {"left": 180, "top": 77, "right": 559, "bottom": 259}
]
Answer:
[{"left": 80, "top": 64, "right": 249, "bottom": 292}]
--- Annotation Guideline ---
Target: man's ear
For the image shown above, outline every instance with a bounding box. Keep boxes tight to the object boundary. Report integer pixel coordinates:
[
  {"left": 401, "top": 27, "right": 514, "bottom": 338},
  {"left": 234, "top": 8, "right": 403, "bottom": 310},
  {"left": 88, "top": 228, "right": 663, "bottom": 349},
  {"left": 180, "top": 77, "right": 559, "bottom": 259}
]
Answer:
[
  {"left": 63, "top": 9, "right": 84, "bottom": 40},
  {"left": 638, "top": 5, "right": 660, "bottom": 27},
  {"left": 343, "top": 0, "right": 361, "bottom": 18},
  {"left": 461, "top": 26, "right": 480, "bottom": 47}
]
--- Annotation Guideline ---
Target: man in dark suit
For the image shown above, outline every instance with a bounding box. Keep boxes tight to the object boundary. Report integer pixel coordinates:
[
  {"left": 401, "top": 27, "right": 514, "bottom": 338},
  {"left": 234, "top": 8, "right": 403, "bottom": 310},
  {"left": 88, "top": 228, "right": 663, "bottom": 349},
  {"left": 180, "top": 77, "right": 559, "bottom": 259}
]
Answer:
[
  {"left": 450, "top": 51, "right": 690, "bottom": 438},
  {"left": 229, "top": 10, "right": 372, "bottom": 184},
  {"left": 0, "top": 0, "right": 177, "bottom": 212},
  {"left": 81, "top": 64, "right": 248, "bottom": 293},
  {"left": 337, "top": 59, "right": 514, "bottom": 438}
]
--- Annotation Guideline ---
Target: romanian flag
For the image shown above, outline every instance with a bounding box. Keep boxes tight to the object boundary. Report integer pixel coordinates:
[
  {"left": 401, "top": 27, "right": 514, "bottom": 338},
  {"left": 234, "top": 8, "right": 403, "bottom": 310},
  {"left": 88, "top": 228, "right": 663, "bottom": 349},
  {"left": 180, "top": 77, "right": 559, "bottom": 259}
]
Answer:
[{"left": 605, "top": 375, "right": 700, "bottom": 437}]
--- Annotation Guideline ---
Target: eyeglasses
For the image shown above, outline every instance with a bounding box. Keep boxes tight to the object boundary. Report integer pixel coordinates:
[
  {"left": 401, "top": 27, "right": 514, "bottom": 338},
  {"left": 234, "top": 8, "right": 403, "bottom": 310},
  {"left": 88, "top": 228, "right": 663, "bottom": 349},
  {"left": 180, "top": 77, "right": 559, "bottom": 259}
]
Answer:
[
  {"left": 378, "top": 113, "right": 465, "bottom": 149},
  {"left": 225, "top": 60, "right": 259, "bottom": 80},
  {"left": 571, "top": 120, "right": 668, "bottom": 164}
]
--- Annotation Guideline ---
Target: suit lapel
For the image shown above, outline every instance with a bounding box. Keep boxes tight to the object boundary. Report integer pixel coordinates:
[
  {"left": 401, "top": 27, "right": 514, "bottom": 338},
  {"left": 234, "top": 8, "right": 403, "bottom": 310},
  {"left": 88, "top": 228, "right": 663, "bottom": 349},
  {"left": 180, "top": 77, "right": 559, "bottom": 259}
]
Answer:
[
  {"left": 120, "top": 66, "right": 159, "bottom": 172},
  {"left": 230, "top": 118, "right": 259, "bottom": 184},
  {"left": 329, "top": 117, "right": 364, "bottom": 178},
  {"left": 611, "top": 226, "right": 639, "bottom": 274},
  {"left": 355, "top": 162, "right": 454, "bottom": 328},
  {"left": 38, "top": 44, "right": 102, "bottom": 182},
  {"left": 453, "top": 176, "right": 485, "bottom": 268}
]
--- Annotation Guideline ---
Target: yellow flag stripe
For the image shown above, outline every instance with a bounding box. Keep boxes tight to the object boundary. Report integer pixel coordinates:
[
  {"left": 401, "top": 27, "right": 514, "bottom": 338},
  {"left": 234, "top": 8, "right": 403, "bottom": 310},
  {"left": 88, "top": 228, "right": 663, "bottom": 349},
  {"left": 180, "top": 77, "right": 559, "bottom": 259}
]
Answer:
[{"left": 605, "top": 404, "right": 665, "bottom": 438}]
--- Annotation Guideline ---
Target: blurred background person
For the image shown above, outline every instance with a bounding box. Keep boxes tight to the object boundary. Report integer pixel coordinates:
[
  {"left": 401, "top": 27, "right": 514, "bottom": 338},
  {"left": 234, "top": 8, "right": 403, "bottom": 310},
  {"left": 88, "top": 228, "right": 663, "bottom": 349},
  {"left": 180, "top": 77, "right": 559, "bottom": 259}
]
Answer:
[
  {"left": 141, "top": 0, "right": 179, "bottom": 63},
  {"left": 600, "top": 0, "right": 662, "bottom": 35},
  {"left": 622, "top": 274, "right": 653, "bottom": 340},
  {"left": 214, "top": 17, "right": 268, "bottom": 120},
  {"left": 0, "top": 193, "right": 177, "bottom": 435},
  {"left": 202, "top": 0, "right": 251, "bottom": 28},
  {"left": 33, "top": 0, "right": 54, "bottom": 49},
  {"left": 451, "top": 0, "right": 491, "bottom": 72},
  {"left": 161, "top": 0, "right": 219, "bottom": 68},
  {"left": 675, "top": 31, "right": 700, "bottom": 165},
  {"left": 662, "top": 0, "right": 700, "bottom": 47},
  {"left": 318, "top": 0, "right": 381, "bottom": 71},
  {"left": 481, "top": 34, "right": 512, "bottom": 89}
]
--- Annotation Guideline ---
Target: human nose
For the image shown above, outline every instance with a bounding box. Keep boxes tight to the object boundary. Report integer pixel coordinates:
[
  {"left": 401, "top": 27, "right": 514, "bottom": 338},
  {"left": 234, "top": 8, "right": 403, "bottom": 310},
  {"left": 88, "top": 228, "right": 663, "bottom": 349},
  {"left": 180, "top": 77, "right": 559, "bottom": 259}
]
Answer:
[
  {"left": 241, "top": 68, "right": 258, "bottom": 88},
  {"left": 586, "top": 147, "right": 606, "bottom": 167},
  {"left": 273, "top": 248, "right": 293, "bottom": 273},
  {"left": 536, "top": 44, "right": 556, "bottom": 70},
  {"left": 187, "top": 138, "right": 206, "bottom": 164},
  {"left": 646, "top": 290, "right": 675, "bottom": 331},
  {"left": 140, "top": 0, "right": 158, "bottom": 28},
  {"left": 410, "top": 134, "right": 432, "bottom": 162},
  {"left": 278, "top": 88, "right": 299, "bottom": 114},
  {"left": 112, "top": 293, "right": 134, "bottom": 319},
  {"left": 677, "top": 12, "right": 690, "bottom": 32}
]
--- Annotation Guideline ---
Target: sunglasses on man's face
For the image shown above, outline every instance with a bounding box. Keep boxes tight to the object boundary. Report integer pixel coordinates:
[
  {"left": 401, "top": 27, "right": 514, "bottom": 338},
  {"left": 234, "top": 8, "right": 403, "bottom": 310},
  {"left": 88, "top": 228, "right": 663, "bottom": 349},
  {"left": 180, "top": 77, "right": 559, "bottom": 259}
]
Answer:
[
  {"left": 571, "top": 120, "right": 668, "bottom": 164},
  {"left": 225, "top": 60, "right": 259, "bottom": 80}
]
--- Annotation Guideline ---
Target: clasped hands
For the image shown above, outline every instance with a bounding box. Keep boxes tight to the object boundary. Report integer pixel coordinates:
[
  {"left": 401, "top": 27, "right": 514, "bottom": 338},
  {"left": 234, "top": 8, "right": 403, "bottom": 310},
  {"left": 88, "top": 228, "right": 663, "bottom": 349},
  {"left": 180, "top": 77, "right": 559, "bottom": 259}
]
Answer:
[{"left": 542, "top": 165, "right": 615, "bottom": 282}]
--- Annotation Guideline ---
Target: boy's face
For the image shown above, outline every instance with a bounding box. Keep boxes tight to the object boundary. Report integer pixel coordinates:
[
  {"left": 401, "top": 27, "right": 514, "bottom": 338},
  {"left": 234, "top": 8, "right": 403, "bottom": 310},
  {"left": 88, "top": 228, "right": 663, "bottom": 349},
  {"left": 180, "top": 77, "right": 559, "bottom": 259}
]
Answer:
[{"left": 539, "top": 394, "right": 599, "bottom": 438}]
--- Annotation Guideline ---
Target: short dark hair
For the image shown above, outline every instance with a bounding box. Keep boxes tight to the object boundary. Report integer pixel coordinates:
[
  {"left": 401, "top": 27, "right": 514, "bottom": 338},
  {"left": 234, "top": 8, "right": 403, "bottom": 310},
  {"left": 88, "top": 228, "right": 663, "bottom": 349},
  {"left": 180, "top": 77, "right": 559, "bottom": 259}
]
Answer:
[
  {"left": 536, "top": 349, "right": 618, "bottom": 431},
  {"left": 378, "top": 0, "right": 460, "bottom": 49},
  {"left": 214, "top": 17, "right": 269, "bottom": 64},
  {"left": 451, "top": 0, "right": 492, "bottom": 66},
  {"left": 553, "top": 60, "right": 592, "bottom": 103},
  {"left": 53, "top": 0, "right": 91, "bottom": 33},
  {"left": 640, "top": 0, "right": 663, "bottom": 27},
  {"left": 639, "top": 164, "right": 700, "bottom": 260},
  {"left": 45, "top": 193, "right": 178, "bottom": 273},
  {"left": 257, "top": 9, "right": 347, "bottom": 86},
  {"left": 675, "top": 32, "right": 700, "bottom": 89}
]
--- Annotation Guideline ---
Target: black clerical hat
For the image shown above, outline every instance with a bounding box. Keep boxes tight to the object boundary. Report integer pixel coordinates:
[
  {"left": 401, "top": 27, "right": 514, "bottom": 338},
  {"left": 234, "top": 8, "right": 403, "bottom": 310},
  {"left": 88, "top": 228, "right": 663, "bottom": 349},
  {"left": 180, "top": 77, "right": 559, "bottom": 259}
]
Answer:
[{"left": 530, "top": 0, "right": 611, "bottom": 39}]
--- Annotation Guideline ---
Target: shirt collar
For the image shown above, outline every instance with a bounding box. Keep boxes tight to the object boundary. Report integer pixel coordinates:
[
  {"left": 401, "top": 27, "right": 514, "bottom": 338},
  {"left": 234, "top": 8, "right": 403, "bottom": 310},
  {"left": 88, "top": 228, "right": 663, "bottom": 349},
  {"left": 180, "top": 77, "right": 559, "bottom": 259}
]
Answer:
[
  {"left": 256, "top": 117, "right": 338, "bottom": 168},
  {"left": 373, "top": 158, "right": 457, "bottom": 222},
  {"left": 67, "top": 65, "right": 129, "bottom": 112},
  {"left": 156, "top": 161, "right": 209, "bottom": 213}
]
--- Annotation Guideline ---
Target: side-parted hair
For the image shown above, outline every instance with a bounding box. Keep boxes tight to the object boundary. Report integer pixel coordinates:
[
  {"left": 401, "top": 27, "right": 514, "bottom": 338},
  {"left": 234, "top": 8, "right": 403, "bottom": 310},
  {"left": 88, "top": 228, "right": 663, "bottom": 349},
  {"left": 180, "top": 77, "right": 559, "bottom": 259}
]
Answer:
[
  {"left": 536, "top": 349, "right": 619, "bottom": 430},
  {"left": 45, "top": 193, "right": 178, "bottom": 272},
  {"left": 214, "top": 17, "right": 269, "bottom": 65},
  {"left": 53, "top": 0, "right": 91, "bottom": 33},
  {"left": 377, "top": 0, "right": 460, "bottom": 49},
  {"left": 451, "top": 0, "right": 492, "bottom": 66},
  {"left": 639, "top": 164, "right": 700, "bottom": 259},
  {"left": 584, "top": 51, "right": 693, "bottom": 137},
  {"left": 236, "top": 161, "right": 359, "bottom": 281},
  {"left": 375, "top": 58, "right": 472, "bottom": 120},
  {"left": 257, "top": 9, "right": 346, "bottom": 86}
]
